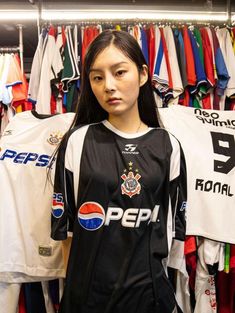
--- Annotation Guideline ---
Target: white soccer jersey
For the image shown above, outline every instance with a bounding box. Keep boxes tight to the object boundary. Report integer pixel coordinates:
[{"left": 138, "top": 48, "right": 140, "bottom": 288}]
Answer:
[
  {"left": 0, "top": 110, "right": 74, "bottom": 282},
  {"left": 159, "top": 105, "right": 235, "bottom": 243}
]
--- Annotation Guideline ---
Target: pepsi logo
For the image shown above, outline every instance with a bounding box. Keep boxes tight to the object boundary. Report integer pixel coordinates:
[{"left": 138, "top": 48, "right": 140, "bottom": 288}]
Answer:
[
  {"left": 52, "top": 203, "right": 64, "bottom": 218},
  {"left": 52, "top": 193, "right": 64, "bottom": 218},
  {"left": 78, "top": 202, "right": 105, "bottom": 231}
]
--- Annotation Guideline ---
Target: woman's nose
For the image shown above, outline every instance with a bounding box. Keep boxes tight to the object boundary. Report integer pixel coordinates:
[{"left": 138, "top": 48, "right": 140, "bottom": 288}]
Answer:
[{"left": 104, "top": 75, "right": 116, "bottom": 93}]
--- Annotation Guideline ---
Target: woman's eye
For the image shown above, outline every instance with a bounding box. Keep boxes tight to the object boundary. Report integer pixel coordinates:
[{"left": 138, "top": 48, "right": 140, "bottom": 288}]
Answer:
[
  {"left": 93, "top": 76, "right": 102, "bottom": 81},
  {"left": 116, "top": 70, "right": 126, "bottom": 76}
]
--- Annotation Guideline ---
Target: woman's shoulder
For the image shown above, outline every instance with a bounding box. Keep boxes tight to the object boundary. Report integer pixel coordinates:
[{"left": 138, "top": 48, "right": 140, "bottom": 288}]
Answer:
[
  {"left": 67, "top": 122, "right": 102, "bottom": 143},
  {"left": 152, "top": 126, "right": 182, "bottom": 147}
]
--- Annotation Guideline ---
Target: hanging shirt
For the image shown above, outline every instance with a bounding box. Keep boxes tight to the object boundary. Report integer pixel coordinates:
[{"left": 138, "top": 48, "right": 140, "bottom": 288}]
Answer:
[
  {"left": 50, "top": 26, "right": 65, "bottom": 114},
  {"left": 36, "top": 26, "right": 58, "bottom": 114},
  {"left": 193, "top": 28, "right": 204, "bottom": 68},
  {"left": 174, "top": 29, "right": 188, "bottom": 89},
  {"left": 0, "top": 110, "right": 75, "bottom": 283},
  {"left": 8, "top": 54, "right": 29, "bottom": 109},
  {"left": 28, "top": 28, "right": 48, "bottom": 105},
  {"left": 81, "top": 26, "right": 100, "bottom": 63},
  {"left": 168, "top": 240, "right": 192, "bottom": 313},
  {"left": 183, "top": 26, "right": 197, "bottom": 88},
  {"left": 188, "top": 29, "right": 207, "bottom": 97},
  {"left": 140, "top": 27, "right": 149, "bottom": 65},
  {"left": 216, "top": 28, "right": 235, "bottom": 98},
  {"left": 194, "top": 239, "right": 222, "bottom": 313},
  {"left": 160, "top": 28, "right": 173, "bottom": 103},
  {"left": 133, "top": 25, "right": 142, "bottom": 47},
  {"left": 61, "top": 26, "right": 81, "bottom": 112},
  {"left": 200, "top": 28, "right": 216, "bottom": 110},
  {"left": 159, "top": 105, "right": 235, "bottom": 243},
  {"left": 51, "top": 121, "right": 187, "bottom": 313},
  {"left": 200, "top": 28, "right": 215, "bottom": 88},
  {"left": 5, "top": 53, "right": 23, "bottom": 87},
  {"left": 206, "top": 27, "right": 218, "bottom": 81},
  {"left": 61, "top": 26, "right": 80, "bottom": 94},
  {"left": 0, "top": 54, "right": 13, "bottom": 105},
  {"left": 163, "top": 26, "right": 183, "bottom": 100},
  {"left": 152, "top": 25, "right": 169, "bottom": 95},
  {"left": 210, "top": 28, "right": 230, "bottom": 97},
  {"left": 147, "top": 25, "right": 156, "bottom": 78}
]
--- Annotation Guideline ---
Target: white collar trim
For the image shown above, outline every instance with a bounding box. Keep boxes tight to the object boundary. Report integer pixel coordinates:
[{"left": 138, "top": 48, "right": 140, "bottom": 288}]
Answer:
[{"left": 102, "top": 120, "right": 153, "bottom": 139}]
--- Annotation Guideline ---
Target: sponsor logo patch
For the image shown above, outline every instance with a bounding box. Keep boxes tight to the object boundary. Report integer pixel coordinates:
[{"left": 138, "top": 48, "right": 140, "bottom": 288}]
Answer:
[
  {"left": 78, "top": 202, "right": 105, "bottom": 231},
  {"left": 0, "top": 149, "right": 50, "bottom": 167},
  {"left": 77, "top": 203, "right": 160, "bottom": 231},
  {"left": 52, "top": 193, "right": 64, "bottom": 218}
]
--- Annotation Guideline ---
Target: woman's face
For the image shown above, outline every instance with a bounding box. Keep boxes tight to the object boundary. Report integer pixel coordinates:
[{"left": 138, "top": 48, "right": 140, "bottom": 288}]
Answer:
[{"left": 89, "top": 44, "right": 147, "bottom": 120}]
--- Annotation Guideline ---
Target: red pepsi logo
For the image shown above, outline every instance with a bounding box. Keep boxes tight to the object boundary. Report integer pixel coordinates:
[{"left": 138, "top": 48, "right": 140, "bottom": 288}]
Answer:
[{"left": 78, "top": 202, "right": 105, "bottom": 231}]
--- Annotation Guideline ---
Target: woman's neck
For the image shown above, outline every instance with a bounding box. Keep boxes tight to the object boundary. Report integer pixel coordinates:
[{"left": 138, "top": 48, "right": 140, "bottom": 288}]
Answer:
[{"left": 108, "top": 114, "right": 148, "bottom": 134}]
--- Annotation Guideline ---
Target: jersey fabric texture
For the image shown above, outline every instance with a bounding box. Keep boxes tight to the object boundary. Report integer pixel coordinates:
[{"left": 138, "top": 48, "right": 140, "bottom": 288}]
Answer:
[
  {"left": 51, "top": 120, "right": 187, "bottom": 313},
  {"left": 0, "top": 110, "right": 74, "bottom": 283}
]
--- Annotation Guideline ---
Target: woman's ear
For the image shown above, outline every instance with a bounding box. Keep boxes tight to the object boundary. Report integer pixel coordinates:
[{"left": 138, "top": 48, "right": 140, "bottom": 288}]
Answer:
[{"left": 139, "top": 65, "right": 148, "bottom": 87}]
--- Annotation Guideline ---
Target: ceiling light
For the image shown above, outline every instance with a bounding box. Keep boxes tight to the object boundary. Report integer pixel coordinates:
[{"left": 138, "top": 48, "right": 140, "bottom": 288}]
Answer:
[
  {"left": 0, "top": 10, "right": 38, "bottom": 20},
  {"left": 41, "top": 10, "right": 229, "bottom": 22},
  {"left": 0, "top": 9, "right": 232, "bottom": 22}
]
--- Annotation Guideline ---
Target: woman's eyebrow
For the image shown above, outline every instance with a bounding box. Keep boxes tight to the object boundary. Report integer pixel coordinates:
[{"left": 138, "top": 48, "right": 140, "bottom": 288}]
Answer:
[{"left": 90, "top": 61, "right": 128, "bottom": 72}]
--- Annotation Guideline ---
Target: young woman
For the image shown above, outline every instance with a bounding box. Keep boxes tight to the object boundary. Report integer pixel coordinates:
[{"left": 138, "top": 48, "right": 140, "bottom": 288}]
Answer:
[{"left": 51, "top": 30, "right": 187, "bottom": 313}]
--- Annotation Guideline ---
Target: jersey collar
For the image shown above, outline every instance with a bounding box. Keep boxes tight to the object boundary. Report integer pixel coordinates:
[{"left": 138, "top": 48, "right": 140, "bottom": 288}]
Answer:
[{"left": 102, "top": 120, "right": 153, "bottom": 139}]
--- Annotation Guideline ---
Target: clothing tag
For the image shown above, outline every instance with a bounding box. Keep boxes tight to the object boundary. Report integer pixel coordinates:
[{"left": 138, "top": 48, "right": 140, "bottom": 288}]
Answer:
[{"left": 39, "top": 246, "right": 52, "bottom": 257}]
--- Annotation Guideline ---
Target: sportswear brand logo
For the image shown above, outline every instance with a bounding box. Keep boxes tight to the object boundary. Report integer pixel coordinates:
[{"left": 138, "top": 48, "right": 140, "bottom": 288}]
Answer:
[
  {"left": 122, "top": 144, "right": 139, "bottom": 155},
  {"left": 125, "top": 144, "right": 137, "bottom": 152},
  {"left": 0, "top": 149, "right": 50, "bottom": 167},
  {"left": 77, "top": 202, "right": 160, "bottom": 231}
]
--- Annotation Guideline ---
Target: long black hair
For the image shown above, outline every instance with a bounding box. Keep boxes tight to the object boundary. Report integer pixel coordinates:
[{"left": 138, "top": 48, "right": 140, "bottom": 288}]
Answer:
[{"left": 72, "top": 29, "right": 160, "bottom": 128}]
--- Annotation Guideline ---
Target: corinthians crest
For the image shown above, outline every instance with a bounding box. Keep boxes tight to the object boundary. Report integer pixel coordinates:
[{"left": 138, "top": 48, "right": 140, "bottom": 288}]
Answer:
[
  {"left": 121, "top": 161, "right": 141, "bottom": 198},
  {"left": 47, "top": 131, "right": 63, "bottom": 145}
]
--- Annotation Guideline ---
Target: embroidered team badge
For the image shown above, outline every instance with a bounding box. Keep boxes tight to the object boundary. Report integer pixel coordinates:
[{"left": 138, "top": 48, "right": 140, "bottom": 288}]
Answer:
[
  {"left": 47, "top": 131, "right": 63, "bottom": 145},
  {"left": 121, "top": 161, "right": 141, "bottom": 198}
]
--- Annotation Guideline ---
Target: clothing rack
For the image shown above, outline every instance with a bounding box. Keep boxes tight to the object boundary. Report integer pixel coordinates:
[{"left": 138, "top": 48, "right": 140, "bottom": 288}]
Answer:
[
  {"left": 0, "top": 25, "right": 24, "bottom": 74},
  {"left": 40, "top": 19, "right": 233, "bottom": 29},
  {"left": 227, "top": 0, "right": 232, "bottom": 25}
]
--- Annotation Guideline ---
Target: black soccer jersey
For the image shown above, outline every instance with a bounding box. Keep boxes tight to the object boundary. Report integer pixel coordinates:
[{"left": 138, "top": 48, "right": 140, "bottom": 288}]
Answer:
[{"left": 51, "top": 120, "right": 187, "bottom": 313}]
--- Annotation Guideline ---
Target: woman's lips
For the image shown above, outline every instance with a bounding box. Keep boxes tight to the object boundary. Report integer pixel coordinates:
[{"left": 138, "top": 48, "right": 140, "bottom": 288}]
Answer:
[{"left": 107, "top": 98, "right": 122, "bottom": 105}]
